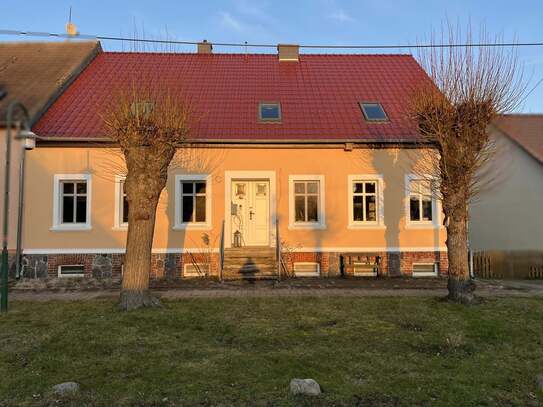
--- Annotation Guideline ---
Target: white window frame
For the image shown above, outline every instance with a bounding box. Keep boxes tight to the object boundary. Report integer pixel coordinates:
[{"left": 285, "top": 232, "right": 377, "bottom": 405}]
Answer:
[
  {"left": 412, "top": 262, "right": 438, "bottom": 277},
  {"left": 113, "top": 175, "right": 128, "bottom": 230},
  {"left": 293, "top": 262, "right": 321, "bottom": 277},
  {"left": 183, "top": 263, "right": 209, "bottom": 278},
  {"left": 174, "top": 174, "right": 212, "bottom": 230},
  {"left": 51, "top": 174, "right": 92, "bottom": 231},
  {"left": 405, "top": 174, "right": 441, "bottom": 229},
  {"left": 288, "top": 175, "right": 326, "bottom": 230},
  {"left": 57, "top": 264, "right": 85, "bottom": 278},
  {"left": 347, "top": 174, "right": 385, "bottom": 229}
]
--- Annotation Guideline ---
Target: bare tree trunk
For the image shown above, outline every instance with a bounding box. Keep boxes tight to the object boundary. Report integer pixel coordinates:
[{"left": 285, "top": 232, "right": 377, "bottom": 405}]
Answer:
[
  {"left": 445, "top": 202, "right": 475, "bottom": 304},
  {"left": 119, "top": 151, "right": 171, "bottom": 311},
  {"left": 120, "top": 210, "right": 161, "bottom": 310}
]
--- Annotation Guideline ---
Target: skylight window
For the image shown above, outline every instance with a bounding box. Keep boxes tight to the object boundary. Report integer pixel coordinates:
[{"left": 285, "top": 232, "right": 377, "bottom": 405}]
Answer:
[
  {"left": 360, "top": 102, "right": 388, "bottom": 122},
  {"left": 259, "top": 102, "right": 281, "bottom": 122}
]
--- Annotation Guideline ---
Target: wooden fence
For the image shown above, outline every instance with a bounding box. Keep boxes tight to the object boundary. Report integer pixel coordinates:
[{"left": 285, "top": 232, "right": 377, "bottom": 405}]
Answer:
[{"left": 473, "top": 251, "right": 543, "bottom": 279}]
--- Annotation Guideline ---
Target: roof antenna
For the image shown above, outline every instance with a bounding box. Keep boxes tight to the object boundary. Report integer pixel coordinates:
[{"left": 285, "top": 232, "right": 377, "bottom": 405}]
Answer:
[
  {"left": 244, "top": 41, "right": 248, "bottom": 55},
  {"left": 66, "top": 6, "right": 78, "bottom": 36}
]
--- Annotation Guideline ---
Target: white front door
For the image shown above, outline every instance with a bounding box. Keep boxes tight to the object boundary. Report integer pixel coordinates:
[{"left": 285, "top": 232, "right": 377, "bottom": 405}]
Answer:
[{"left": 231, "top": 180, "right": 270, "bottom": 246}]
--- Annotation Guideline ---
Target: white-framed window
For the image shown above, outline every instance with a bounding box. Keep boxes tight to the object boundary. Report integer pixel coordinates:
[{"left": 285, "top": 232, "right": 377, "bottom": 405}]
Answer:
[
  {"left": 52, "top": 174, "right": 91, "bottom": 231},
  {"left": 347, "top": 174, "right": 385, "bottom": 228},
  {"left": 113, "top": 175, "right": 129, "bottom": 230},
  {"left": 183, "top": 263, "right": 209, "bottom": 278},
  {"left": 174, "top": 174, "right": 212, "bottom": 230},
  {"left": 412, "top": 263, "right": 438, "bottom": 277},
  {"left": 405, "top": 175, "right": 440, "bottom": 228},
  {"left": 288, "top": 175, "right": 326, "bottom": 229},
  {"left": 293, "top": 262, "right": 320, "bottom": 277},
  {"left": 353, "top": 262, "right": 378, "bottom": 277},
  {"left": 58, "top": 265, "right": 85, "bottom": 278}
]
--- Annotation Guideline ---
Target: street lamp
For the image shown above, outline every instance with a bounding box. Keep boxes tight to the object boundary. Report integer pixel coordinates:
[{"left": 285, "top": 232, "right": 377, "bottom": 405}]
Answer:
[{"left": 1, "top": 100, "right": 36, "bottom": 313}]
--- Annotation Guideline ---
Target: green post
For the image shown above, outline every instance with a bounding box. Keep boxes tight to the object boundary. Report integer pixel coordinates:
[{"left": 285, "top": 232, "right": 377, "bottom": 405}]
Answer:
[{"left": 1, "top": 247, "right": 7, "bottom": 312}]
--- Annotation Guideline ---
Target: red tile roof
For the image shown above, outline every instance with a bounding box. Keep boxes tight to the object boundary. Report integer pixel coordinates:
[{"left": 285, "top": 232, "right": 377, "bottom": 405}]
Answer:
[
  {"left": 34, "top": 52, "right": 429, "bottom": 142},
  {"left": 494, "top": 114, "right": 543, "bottom": 164}
]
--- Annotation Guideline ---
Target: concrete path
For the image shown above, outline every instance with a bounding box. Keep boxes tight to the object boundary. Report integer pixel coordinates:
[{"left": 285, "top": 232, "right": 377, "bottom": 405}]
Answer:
[{"left": 9, "top": 279, "right": 543, "bottom": 302}]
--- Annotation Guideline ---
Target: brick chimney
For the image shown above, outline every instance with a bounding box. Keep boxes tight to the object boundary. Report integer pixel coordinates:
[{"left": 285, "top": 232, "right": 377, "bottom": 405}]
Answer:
[
  {"left": 277, "top": 44, "right": 299, "bottom": 62},
  {"left": 197, "top": 40, "right": 213, "bottom": 54}
]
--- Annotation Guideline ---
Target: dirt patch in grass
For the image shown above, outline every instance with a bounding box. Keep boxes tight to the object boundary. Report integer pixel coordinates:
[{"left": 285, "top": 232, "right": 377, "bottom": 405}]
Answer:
[{"left": 1, "top": 297, "right": 542, "bottom": 406}]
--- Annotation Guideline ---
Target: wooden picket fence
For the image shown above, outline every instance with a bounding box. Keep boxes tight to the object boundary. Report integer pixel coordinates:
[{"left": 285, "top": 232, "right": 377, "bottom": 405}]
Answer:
[{"left": 473, "top": 251, "right": 543, "bottom": 279}]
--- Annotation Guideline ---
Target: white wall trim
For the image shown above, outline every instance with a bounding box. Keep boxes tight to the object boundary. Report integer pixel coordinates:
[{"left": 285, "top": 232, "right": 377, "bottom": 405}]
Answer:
[
  {"left": 23, "top": 248, "right": 221, "bottom": 255},
  {"left": 347, "top": 174, "right": 385, "bottom": 229},
  {"left": 404, "top": 174, "right": 441, "bottom": 229},
  {"left": 23, "top": 246, "right": 446, "bottom": 255},
  {"left": 288, "top": 246, "right": 447, "bottom": 253},
  {"left": 288, "top": 174, "right": 326, "bottom": 230},
  {"left": 173, "top": 174, "right": 212, "bottom": 230},
  {"left": 224, "top": 170, "right": 277, "bottom": 248},
  {"left": 51, "top": 173, "right": 92, "bottom": 231},
  {"left": 113, "top": 175, "right": 128, "bottom": 230}
]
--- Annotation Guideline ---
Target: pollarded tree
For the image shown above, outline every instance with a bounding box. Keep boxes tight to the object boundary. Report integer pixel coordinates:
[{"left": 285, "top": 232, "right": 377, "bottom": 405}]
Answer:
[
  {"left": 104, "top": 85, "right": 191, "bottom": 310},
  {"left": 410, "top": 27, "right": 525, "bottom": 303}
]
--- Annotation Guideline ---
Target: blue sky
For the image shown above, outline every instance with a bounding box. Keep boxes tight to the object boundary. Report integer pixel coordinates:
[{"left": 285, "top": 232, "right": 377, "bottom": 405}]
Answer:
[{"left": 1, "top": 0, "right": 543, "bottom": 111}]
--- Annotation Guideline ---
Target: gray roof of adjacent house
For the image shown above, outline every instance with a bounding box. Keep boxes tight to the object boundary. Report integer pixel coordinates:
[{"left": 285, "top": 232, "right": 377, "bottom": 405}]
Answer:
[
  {"left": 0, "top": 41, "right": 101, "bottom": 125},
  {"left": 493, "top": 114, "right": 543, "bottom": 164}
]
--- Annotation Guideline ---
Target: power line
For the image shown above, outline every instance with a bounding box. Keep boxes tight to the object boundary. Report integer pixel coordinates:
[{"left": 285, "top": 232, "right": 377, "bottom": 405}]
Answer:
[
  {"left": 1, "top": 28, "right": 543, "bottom": 50},
  {"left": 520, "top": 76, "right": 543, "bottom": 104}
]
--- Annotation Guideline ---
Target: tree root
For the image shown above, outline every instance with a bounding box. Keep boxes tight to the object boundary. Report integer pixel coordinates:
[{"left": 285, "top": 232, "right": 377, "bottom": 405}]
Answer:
[
  {"left": 119, "top": 290, "right": 162, "bottom": 311},
  {"left": 447, "top": 278, "right": 477, "bottom": 305}
]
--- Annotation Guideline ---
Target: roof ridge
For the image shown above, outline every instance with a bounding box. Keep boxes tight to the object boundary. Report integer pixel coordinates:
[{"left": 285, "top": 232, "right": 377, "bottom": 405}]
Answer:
[{"left": 101, "top": 51, "right": 414, "bottom": 57}]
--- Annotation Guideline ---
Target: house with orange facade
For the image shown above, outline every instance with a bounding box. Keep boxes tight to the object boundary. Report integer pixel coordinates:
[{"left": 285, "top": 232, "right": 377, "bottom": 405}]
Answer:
[{"left": 20, "top": 42, "right": 447, "bottom": 280}]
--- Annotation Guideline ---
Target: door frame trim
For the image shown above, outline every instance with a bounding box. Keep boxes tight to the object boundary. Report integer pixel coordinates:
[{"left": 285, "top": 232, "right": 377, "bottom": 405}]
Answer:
[{"left": 224, "top": 170, "right": 276, "bottom": 248}]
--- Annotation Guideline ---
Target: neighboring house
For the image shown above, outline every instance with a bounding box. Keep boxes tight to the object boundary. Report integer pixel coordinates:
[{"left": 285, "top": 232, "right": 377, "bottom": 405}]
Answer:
[
  {"left": 469, "top": 114, "right": 543, "bottom": 278},
  {"left": 25, "top": 42, "right": 448, "bottom": 280},
  {"left": 0, "top": 41, "right": 101, "bottom": 276}
]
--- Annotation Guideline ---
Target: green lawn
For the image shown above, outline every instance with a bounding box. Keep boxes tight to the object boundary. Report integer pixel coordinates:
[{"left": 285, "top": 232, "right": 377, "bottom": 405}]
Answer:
[{"left": 1, "top": 297, "right": 542, "bottom": 406}]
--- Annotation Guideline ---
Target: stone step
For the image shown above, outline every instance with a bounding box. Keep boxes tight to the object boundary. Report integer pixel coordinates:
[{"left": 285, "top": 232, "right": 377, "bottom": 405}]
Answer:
[
  {"left": 224, "top": 251, "right": 276, "bottom": 258},
  {"left": 223, "top": 265, "right": 277, "bottom": 274}
]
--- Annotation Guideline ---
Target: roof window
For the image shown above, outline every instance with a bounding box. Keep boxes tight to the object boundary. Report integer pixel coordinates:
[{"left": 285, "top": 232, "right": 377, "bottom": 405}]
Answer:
[
  {"left": 359, "top": 102, "right": 388, "bottom": 122},
  {"left": 259, "top": 102, "right": 281, "bottom": 122}
]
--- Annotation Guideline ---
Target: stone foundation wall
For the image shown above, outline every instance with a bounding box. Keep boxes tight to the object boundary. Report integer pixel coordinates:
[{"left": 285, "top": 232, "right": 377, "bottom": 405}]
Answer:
[
  {"left": 20, "top": 250, "right": 448, "bottom": 280},
  {"left": 21, "top": 252, "right": 220, "bottom": 280}
]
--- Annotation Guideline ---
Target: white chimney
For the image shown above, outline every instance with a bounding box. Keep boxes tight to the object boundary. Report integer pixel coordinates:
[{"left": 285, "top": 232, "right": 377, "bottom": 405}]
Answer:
[
  {"left": 197, "top": 40, "right": 213, "bottom": 54},
  {"left": 277, "top": 44, "right": 299, "bottom": 62}
]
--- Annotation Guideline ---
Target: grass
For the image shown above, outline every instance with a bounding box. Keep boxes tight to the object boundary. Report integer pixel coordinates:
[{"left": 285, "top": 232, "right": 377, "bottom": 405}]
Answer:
[{"left": 1, "top": 296, "right": 542, "bottom": 406}]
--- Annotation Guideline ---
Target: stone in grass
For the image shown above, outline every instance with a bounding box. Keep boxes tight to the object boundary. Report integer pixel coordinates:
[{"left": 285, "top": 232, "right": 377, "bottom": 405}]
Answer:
[
  {"left": 52, "top": 382, "right": 80, "bottom": 395},
  {"left": 536, "top": 375, "right": 543, "bottom": 390},
  {"left": 290, "top": 378, "right": 321, "bottom": 396}
]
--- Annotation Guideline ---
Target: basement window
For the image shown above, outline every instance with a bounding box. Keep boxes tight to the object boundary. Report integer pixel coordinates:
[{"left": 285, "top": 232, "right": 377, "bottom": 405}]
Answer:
[
  {"left": 259, "top": 102, "right": 281, "bottom": 122},
  {"left": 412, "top": 263, "right": 438, "bottom": 277},
  {"left": 293, "top": 262, "right": 320, "bottom": 277},
  {"left": 359, "top": 102, "right": 388, "bottom": 122},
  {"left": 58, "top": 265, "right": 85, "bottom": 278},
  {"left": 184, "top": 263, "right": 209, "bottom": 278}
]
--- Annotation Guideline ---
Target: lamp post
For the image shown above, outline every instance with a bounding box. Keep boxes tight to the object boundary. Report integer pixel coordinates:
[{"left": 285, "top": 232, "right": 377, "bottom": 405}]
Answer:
[{"left": 1, "top": 100, "right": 36, "bottom": 313}]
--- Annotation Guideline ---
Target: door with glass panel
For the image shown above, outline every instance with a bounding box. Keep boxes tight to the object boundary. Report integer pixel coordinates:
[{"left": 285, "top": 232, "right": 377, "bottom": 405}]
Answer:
[{"left": 231, "top": 180, "right": 270, "bottom": 246}]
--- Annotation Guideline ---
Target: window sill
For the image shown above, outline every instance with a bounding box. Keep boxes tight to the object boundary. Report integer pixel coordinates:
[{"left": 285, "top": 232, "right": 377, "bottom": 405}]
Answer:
[
  {"left": 405, "top": 223, "right": 442, "bottom": 230},
  {"left": 294, "top": 272, "right": 321, "bottom": 277},
  {"left": 173, "top": 224, "right": 212, "bottom": 231},
  {"left": 112, "top": 226, "right": 128, "bottom": 231},
  {"left": 50, "top": 225, "right": 92, "bottom": 232},
  {"left": 348, "top": 224, "right": 386, "bottom": 230},
  {"left": 412, "top": 272, "right": 438, "bottom": 278},
  {"left": 288, "top": 223, "right": 327, "bottom": 231}
]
